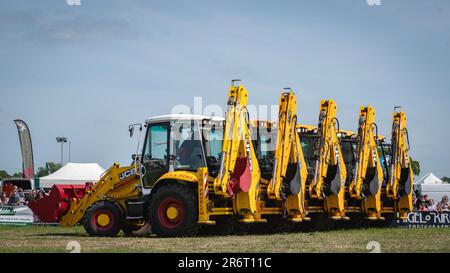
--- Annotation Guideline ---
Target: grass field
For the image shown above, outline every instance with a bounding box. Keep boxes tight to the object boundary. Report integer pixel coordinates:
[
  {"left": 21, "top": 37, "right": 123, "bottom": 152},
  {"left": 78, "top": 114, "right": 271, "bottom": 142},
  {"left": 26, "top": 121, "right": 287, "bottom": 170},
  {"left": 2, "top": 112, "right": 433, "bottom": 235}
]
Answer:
[{"left": 0, "top": 225, "right": 449, "bottom": 253}]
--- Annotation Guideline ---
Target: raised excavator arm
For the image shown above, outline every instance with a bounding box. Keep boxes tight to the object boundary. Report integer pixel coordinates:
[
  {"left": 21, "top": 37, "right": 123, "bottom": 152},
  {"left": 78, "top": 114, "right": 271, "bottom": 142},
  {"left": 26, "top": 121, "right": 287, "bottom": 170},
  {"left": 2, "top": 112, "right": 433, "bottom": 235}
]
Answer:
[
  {"left": 385, "top": 110, "right": 414, "bottom": 219},
  {"left": 266, "top": 90, "right": 308, "bottom": 221},
  {"left": 348, "top": 105, "right": 385, "bottom": 220},
  {"left": 308, "top": 99, "right": 348, "bottom": 220},
  {"left": 213, "top": 80, "right": 262, "bottom": 222}
]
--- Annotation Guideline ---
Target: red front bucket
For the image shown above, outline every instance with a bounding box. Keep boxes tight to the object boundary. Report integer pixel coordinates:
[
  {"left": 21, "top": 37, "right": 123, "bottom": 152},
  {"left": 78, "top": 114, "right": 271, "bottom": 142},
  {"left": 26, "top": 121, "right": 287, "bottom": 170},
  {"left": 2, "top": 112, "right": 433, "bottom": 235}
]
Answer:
[{"left": 28, "top": 184, "right": 87, "bottom": 223}]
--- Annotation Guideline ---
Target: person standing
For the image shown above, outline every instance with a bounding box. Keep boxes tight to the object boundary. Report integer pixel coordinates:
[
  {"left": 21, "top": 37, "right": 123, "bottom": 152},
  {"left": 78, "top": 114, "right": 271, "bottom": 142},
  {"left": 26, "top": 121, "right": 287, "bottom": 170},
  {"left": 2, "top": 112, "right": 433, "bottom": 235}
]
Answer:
[
  {"left": 437, "top": 196, "right": 450, "bottom": 212},
  {"left": 7, "top": 188, "right": 20, "bottom": 206}
]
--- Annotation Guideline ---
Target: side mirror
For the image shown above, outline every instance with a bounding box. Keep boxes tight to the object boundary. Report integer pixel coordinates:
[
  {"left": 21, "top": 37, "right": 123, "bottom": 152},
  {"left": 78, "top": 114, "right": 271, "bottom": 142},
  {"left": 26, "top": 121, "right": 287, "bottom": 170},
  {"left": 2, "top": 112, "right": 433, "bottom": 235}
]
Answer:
[
  {"left": 132, "top": 154, "right": 142, "bottom": 164},
  {"left": 128, "top": 123, "right": 143, "bottom": 138}
]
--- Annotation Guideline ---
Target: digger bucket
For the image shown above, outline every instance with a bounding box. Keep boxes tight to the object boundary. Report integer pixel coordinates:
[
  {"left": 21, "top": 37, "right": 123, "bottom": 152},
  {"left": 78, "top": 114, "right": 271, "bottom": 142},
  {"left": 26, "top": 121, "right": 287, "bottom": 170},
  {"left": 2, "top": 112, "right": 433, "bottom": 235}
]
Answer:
[
  {"left": 368, "top": 167, "right": 380, "bottom": 196},
  {"left": 329, "top": 165, "right": 342, "bottom": 196},
  {"left": 399, "top": 167, "right": 412, "bottom": 196},
  {"left": 288, "top": 162, "right": 301, "bottom": 195},
  {"left": 227, "top": 157, "right": 252, "bottom": 196},
  {"left": 28, "top": 184, "right": 87, "bottom": 223}
]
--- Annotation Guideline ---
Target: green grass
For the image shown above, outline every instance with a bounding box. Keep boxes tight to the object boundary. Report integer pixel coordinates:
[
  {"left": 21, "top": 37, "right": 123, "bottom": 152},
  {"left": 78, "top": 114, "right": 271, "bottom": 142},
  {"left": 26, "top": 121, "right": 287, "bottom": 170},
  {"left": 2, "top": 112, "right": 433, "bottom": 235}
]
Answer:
[{"left": 0, "top": 225, "right": 449, "bottom": 253}]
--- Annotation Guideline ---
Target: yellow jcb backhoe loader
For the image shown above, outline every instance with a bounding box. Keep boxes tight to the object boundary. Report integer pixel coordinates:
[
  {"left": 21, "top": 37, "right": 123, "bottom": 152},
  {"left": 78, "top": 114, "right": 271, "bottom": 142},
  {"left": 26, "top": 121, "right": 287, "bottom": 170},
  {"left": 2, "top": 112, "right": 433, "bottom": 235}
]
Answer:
[
  {"left": 29, "top": 118, "right": 213, "bottom": 237},
  {"left": 384, "top": 109, "right": 414, "bottom": 219},
  {"left": 348, "top": 105, "right": 385, "bottom": 220},
  {"left": 212, "top": 80, "right": 263, "bottom": 223},
  {"left": 265, "top": 89, "right": 309, "bottom": 222},
  {"left": 307, "top": 99, "right": 348, "bottom": 220}
]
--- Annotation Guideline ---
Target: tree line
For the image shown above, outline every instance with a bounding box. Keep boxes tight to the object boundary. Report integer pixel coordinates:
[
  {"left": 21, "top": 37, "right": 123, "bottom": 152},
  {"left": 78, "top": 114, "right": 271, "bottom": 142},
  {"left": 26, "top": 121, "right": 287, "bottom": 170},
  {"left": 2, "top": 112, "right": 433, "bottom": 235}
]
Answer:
[{"left": 0, "top": 162, "right": 62, "bottom": 179}]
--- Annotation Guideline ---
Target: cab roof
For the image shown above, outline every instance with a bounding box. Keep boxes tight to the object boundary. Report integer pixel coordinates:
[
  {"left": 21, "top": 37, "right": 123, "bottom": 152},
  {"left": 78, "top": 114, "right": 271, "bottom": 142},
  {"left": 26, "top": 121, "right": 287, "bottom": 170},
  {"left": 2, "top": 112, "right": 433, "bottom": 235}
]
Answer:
[{"left": 145, "top": 114, "right": 224, "bottom": 124}]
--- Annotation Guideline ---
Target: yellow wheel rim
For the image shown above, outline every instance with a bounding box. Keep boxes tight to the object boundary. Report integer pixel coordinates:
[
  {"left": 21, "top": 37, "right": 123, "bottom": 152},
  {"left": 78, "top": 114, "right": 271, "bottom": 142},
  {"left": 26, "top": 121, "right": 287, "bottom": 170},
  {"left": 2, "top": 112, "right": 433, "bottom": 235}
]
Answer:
[
  {"left": 166, "top": 206, "right": 179, "bottom": 220},
  {"left": 97, "top": 213, "right": 111, "bottom": 227}
]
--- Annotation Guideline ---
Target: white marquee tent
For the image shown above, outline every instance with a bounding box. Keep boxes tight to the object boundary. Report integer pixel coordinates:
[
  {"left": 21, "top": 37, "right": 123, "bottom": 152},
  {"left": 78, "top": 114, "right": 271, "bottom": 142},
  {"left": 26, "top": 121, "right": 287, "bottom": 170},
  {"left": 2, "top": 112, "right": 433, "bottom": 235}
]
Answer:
[
  {"left": 39, "top": 162, "right": 106, "bottom": 188},
  {"left": 414, "top": 173, "right": 450, "bottom": 201},
  {"left": 415, "top": 173, "right": 443, "bottom": 185}
]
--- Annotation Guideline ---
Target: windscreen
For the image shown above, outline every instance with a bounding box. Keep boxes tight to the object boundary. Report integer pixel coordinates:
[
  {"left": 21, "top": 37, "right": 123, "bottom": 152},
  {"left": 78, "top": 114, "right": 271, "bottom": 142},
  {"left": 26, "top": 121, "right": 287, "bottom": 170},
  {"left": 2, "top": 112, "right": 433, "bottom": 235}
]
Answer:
[
  {"left": 202, "top": 121, "right": 224, "bottom": 177},
  {"left": 172, "top": 121, "right": 206, "bottom": 171}
]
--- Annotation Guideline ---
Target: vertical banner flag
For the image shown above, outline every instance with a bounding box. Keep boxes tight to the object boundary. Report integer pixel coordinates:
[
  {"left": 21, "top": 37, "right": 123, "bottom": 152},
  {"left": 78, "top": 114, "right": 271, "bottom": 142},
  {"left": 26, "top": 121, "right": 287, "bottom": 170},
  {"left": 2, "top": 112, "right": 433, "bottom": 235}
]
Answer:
[{"left": 13, "top": 119, "right": 35, "bottom": 179}]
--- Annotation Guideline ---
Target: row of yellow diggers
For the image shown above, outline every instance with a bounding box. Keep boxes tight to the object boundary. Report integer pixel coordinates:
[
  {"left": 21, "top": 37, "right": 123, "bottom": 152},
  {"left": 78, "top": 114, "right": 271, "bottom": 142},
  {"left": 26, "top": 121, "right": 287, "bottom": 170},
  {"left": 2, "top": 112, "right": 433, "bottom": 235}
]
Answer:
[{"left": 200, "top": 81, "right": 414, "bottom": 234}]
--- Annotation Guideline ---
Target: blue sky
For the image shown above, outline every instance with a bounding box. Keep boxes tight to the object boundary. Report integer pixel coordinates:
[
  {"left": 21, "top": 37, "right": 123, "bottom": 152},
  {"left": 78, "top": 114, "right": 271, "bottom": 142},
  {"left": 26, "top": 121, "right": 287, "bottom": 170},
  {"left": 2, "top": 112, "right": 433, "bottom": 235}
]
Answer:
[{"left": 0, "top": 0, "right": 449, "bottom": 178}]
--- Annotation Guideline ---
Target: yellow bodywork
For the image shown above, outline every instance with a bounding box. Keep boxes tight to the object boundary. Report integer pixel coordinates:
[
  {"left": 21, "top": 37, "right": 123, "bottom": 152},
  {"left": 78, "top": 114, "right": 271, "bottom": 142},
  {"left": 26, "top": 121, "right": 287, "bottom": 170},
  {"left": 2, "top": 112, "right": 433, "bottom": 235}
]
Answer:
[
  {"left": 213, "top": 82, "right": 262, "bottom": 222},
  {"left": 157, "top": 171, "right": 199, "bottom": 183},
  {"left": 308, "top": 99, "right": 347, "bottom": 220},
  {"left": 266, "top": 91, "right": 308, "bottom": 221},
  {"left": 60, "top": 163, "right": 142, "bottom": 227},
  {"left": 297, "top": 124, "right": 317, "bottom": 132},
  {"left": 348, "top": 105, "right": 384, "bottom": 220},
  {"left": 385, "top": 111, "right": 414, "bottom": 219}
]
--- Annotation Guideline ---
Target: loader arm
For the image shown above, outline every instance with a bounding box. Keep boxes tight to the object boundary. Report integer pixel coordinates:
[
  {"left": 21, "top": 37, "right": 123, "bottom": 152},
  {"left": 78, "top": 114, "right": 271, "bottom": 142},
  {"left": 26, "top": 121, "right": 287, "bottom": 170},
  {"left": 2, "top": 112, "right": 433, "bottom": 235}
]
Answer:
[
  {"left": 308, "top": 99, "right": 347, "bottom": 219},
  {"left": 267, "top": 90, "right": 308, "bottom": 221},
  {"left": 213, "top": 82, "right": 262, "bottom": 221},
  {"left": 386, "top": 111, "right": 414, "bottom": 218},
  {"left": 60, "top": 163, "right": 142, "bottom": 227},
  {"left": 349, "top": 105, "right": 384, "bottom": 220}
]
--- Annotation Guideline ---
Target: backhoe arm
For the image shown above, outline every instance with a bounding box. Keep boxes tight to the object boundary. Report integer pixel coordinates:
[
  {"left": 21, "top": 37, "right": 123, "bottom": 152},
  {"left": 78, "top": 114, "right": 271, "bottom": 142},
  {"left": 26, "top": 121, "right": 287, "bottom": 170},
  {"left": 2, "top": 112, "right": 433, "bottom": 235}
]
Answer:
[
  {"left": 267, "top": 90, "right": 308, "bottom": 221},
  {"left": 213, "top": 81, "right": 261, "bottom": 220},
  {"left": 349, "top": 105, "right": 384, "bottom": 220},
  {"left": 386, "top": 111, "right": 414, "bottom": 218},
  {"left": 308, "top": 99, "right": 347, "bottom": 219}
]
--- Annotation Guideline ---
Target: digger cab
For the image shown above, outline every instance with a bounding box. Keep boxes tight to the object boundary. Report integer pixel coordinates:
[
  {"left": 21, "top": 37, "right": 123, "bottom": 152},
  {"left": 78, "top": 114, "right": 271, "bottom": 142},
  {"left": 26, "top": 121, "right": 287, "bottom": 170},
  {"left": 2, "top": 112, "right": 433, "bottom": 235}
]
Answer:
[
  {"left": 251, "top": 120, "right": 276, "bottom": 181},
  {"left": 297, "top": 124, "right": 318, "bottom": 179},
  {"left": 337, "top": 131, "right": 357, "bottom": 186},
  {"left": 140, "top": 114, "right": 224, "bottom": 194}
]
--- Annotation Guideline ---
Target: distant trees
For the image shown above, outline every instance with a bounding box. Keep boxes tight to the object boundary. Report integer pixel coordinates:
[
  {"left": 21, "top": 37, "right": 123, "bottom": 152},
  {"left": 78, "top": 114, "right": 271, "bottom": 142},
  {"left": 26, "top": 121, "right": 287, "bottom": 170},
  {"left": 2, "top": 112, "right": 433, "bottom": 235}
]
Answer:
[
  {"left": 12, "top": 172, "right": 23, "bottom": 178},
  {"left": 411, "top": 160, "right": 420, "bottom": 176},
  {"left": 36, "top": 162, "right": 62, "bottom": 177},
  {"left": 0, "top": 170, "right": 22, "bottom": 179},
  {"left": 0, "top": 162, "right": 62, "bottom": 180},
  {"left": 0, "top": 170, "right": 10, "bottom": 180},
  {"left": 442, "top": 177, "right": 450, "bottom": 183}
]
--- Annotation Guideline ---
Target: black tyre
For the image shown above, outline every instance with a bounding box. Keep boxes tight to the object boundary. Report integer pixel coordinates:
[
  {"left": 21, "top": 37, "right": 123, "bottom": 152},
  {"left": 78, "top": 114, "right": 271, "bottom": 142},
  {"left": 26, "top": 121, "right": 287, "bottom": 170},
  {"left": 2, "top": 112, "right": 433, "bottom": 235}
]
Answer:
[
  {"left": 83, "top": 201, "right": 123, "bottom": 237},
  {"left": 149, "top": 184, "right": 198, "bottom": 237}
]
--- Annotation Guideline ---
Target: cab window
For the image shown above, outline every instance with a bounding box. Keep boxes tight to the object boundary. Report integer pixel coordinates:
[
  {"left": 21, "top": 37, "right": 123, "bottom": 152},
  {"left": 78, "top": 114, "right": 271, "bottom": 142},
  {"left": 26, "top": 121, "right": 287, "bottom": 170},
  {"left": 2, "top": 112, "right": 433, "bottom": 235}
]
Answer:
[
  {"left": 142, "top": 123, "right": 169, "bottom": 188},
  {"left": 143, "top": 124, "right": 169, "bottom": 164},
  {"left": 172, "top": 122, "right": 205, "bottom": 171}
]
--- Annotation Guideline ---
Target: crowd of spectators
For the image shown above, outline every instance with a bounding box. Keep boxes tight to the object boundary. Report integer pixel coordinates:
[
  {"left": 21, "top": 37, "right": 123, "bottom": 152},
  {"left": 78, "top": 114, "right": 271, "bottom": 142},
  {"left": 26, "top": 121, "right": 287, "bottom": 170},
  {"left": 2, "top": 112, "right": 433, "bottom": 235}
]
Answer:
[
  {"left": 0, "top": 186, "right": 47, "bottom": 206},
  {"left": 413, "top": 191, "right": 450, "bottom": 212}
]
